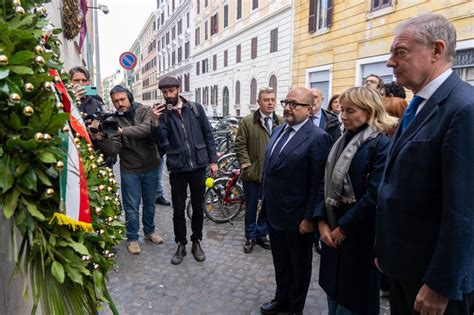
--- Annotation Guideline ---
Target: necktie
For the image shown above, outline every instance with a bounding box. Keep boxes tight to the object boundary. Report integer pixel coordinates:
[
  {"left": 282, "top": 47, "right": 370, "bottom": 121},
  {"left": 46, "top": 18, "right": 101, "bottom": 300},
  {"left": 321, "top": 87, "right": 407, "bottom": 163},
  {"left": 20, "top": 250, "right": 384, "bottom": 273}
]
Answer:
[
  {"left": 402, "top": 95, "right": 424, "bottom": 130},
  {"left": 264, "top": 116, "right": 272, "bottom": 134},
  {"left": 270, "top": 127, "right": 293, "bottom": 165}
]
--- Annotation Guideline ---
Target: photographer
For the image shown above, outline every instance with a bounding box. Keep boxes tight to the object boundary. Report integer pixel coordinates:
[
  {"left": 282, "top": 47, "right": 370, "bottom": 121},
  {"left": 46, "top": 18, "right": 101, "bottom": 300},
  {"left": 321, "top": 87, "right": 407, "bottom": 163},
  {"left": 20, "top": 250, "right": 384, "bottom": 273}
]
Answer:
[
  {"left": 69, "top": 66, "right": 104, "bottom": 116},
  {"left": 93, "top": 85, "right": 163, "bottom": 255},
  {"left": 151, "top": 76, "right": 217, "bottom": 265}
]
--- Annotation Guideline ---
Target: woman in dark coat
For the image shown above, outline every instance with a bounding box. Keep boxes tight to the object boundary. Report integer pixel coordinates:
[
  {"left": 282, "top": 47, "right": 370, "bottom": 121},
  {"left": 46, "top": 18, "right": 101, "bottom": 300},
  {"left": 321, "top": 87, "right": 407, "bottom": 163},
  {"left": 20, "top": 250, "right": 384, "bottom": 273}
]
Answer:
[{"left": 316, "top": 86, "right": 397, "bottom": 315}]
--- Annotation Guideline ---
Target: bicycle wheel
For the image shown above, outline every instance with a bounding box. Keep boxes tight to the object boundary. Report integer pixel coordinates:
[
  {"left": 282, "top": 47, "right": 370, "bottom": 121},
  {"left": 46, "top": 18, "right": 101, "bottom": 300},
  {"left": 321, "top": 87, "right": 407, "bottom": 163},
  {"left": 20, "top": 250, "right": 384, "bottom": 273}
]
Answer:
[{"left": 203, "top": 177, "right": 244, "bottom": 223}]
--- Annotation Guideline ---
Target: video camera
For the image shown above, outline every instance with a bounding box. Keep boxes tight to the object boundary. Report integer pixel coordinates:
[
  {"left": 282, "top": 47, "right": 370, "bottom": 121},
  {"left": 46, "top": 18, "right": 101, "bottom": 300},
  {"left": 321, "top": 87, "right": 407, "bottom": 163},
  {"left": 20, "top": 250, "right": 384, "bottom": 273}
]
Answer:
[{"left": 85, "top": 111, "right": 126, "bottom": 134}]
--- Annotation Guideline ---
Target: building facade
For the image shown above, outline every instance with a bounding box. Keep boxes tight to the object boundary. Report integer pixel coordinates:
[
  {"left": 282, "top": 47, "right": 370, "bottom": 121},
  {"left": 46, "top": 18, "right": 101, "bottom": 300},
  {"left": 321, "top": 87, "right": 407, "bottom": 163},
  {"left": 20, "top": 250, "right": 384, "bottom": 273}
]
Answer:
[
  {"left": 140, "top": 12, "right": 159, "bottom": 106},
  {"left": 156, "top": 0, "right": 193, "bottom": 101},
  {"left": 292, "top": 0, "right": 474, "bottom": 108},
  {"left": 124, "top": 39, "right": 142, "bottom": 104},
  {"left": 192, "top": 0, "right": 293, "bottom": 117}
]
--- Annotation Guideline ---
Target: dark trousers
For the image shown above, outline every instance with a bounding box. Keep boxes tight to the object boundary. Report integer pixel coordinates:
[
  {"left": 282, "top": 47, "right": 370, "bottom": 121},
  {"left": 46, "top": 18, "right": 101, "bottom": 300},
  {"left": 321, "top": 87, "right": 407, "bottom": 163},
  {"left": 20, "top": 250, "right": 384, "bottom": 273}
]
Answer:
[
  {"left": 242, "top": 180, "right": 267, "bottom": 240},
  {"left": 390, "top": 278, "right": 474, "bottom": 315},
  {"left": 169, "top": 168, "right": 206, "bottom": 245},
  {"left": 268, "top": 224, "right": 314, "bottom": 312}
]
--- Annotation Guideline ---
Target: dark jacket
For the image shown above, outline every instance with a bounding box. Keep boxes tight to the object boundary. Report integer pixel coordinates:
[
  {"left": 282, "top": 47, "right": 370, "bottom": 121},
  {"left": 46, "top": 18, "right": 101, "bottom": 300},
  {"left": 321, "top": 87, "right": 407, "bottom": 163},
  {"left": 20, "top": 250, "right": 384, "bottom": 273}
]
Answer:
[
  {"left": 80, "top": 95, "right": 104, "bottom": 116},
  {"left": 94, "top": 102, "right": 160, "bottom": 173},
  {"left": 316, "top": 130, "right": 390, "bottom": 315},
  {"left": 151, "top": 96, "right": 217, "bottom": 172},
  {"left": 320, "top": 109, "right": 342, "bottom": 143},
  {"left": 377, "top": 73, "right": 474, "bottom": 300},
  {"left": 234, "top": 111, "right": 283, "bottom": 183}
]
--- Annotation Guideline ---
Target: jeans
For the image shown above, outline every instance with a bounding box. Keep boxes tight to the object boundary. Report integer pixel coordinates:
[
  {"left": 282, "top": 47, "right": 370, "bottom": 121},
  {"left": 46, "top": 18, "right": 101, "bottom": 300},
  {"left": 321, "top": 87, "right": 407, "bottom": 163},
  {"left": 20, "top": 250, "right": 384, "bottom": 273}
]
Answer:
[
  {"left": 328, "top": 297, "right": 360, "bottom": 315},
  {"left": 121, "top": 167, "right": 159, "bottom": 242},
  {"left": 169, "top": 168, "right": 206, "bottom": 245},
  {"left": 155, "top": 159, "right": 165, "bottom": 199},
  {"left": 242, "top": 180, "right": 267, "bottom": 240}
]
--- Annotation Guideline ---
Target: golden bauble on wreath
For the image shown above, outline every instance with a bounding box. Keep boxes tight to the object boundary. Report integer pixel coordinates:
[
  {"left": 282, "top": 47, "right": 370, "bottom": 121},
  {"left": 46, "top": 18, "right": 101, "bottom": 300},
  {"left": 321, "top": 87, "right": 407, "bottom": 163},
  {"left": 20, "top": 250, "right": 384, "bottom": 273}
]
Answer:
[
  {"left": 0, "top": 55, "right": 9, "bottom": 66},
  {"left": 9, "top": 93, "right": 21, "bottom": 103},
  {"left": 34, "top": 45, "right": 45, "bottom": 54},
  {"left": 44, "top": 188, "right": 55, "bottom": 198},
  {"left": 34, "top": 55, "right": 45, "bottom": 66},
  {"left": 55, "top": 161, "right": 65, "bottom": 170},
  {"left": 34, "top": 133, "right": 44, "bottom": 141},
  {"left": 15, "top": 6, "right": 25, "bottom": 15},
  {"left": 24, "top": 83, "right": 35, "bottom": 92},
  {"left": 22, "top": 106, "right": 34, "bottom": 116}
]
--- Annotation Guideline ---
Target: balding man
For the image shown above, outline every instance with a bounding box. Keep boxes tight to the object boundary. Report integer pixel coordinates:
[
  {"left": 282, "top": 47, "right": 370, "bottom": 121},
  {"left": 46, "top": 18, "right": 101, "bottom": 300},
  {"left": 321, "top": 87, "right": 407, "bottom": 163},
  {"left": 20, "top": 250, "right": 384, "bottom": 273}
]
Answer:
[
  {"left": 259, "top": 87, "right": 332, "bottom": 314},
  {"left": 310, "top": 88, "right": 341, "bottom": 143}
]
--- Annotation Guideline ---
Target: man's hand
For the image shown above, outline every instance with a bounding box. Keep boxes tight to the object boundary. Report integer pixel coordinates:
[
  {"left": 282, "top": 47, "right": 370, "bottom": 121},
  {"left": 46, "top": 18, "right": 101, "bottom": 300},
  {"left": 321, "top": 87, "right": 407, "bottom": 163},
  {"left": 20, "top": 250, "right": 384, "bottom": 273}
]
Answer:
[
  {"left": 89, "top": 120, "right": 103, "bottom": 141},
  {"left": 414, "top": 284, "right": 449, "bottom": 315},
  {"left": 209, "top": 163, "right": 218, "bottom": 177},
  {"left": 117, "top": 127, "right": 123, "bottom": 135},
  {"left": 241, "top": 162, "right": 251, "bottom": 169},
  {"left": 330, "top": 227, "right": 346, "bottom": 246},
  {"left": 72, "top": 84, "right": 86, "bottom": 100},
  {"left": 151, "top": 103, "right": 166, "bottom": 127},
  {"left": 318, "top": 220, "right": 337, "bottom": 248},
  {"left": 299, "top": 219, "right": 316, "bottom": 234}
]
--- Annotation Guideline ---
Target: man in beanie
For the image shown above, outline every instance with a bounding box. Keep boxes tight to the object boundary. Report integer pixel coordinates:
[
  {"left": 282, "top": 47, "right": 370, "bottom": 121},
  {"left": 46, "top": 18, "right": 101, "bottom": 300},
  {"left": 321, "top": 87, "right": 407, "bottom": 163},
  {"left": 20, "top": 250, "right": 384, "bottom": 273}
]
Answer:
[{"left": 151, "top": 76, "right": 218, "bottom": 265}]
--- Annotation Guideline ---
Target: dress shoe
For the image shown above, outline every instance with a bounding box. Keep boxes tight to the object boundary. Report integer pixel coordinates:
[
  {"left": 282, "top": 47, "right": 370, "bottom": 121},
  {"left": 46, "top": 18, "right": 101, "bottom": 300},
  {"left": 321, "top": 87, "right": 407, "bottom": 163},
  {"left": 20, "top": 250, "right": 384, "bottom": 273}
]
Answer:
[
  {"left": 191, "top": 241, "right": 206, "bottom": 262},
  {"left": 256, "top": 238, "right": 271, "bottom": 250},
  {"left": 155, "top": 196, "right": 171, "bottom": 206},
  {"left": 243, "top": 239, "right": 256, "bottom": 253},
  {"left": 260, "top": 300, "right": 287, "bottom": 314},
  {"left": 171, "top": 243, "right": 186, "bottom": 265}
]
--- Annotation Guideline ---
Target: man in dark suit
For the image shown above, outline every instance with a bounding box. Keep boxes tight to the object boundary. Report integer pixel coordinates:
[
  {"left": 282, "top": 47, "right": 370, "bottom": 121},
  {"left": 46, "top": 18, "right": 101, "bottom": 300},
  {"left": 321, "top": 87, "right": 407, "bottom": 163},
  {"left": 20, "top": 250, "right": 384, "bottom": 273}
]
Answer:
[
  {"left": 310, "top": 88, "right": 342, "bottom": 143},
  {"left": 259, "top": 87, "right": 331, "bottom": 314},
  {"left": 377, "top": 13, "right": 474, "bottom": 315}
]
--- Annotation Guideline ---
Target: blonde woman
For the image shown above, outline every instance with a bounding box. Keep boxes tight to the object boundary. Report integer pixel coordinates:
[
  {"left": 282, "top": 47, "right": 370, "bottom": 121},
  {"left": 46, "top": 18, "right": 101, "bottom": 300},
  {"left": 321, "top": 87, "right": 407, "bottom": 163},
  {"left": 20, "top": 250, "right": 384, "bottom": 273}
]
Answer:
[{"left": 315, "top": 87, "right": 396, "bottom": 314}]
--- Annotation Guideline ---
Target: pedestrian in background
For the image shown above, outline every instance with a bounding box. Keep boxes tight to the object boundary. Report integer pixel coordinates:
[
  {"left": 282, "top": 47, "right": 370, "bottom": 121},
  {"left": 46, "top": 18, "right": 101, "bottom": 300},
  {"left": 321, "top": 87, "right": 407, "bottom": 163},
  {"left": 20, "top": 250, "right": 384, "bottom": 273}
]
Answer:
[
  {"left": 377, "top": 13, "right": 474, "bottom": 315},
  {"left": 310, "top": 88, "right": 342, "bottom": 143},
  {"left": 364, "top": 73, "right": 384, "bottom": 91},
  {"left": 69, "top": 66, "right": 104, "bottom": 116},
  {"left": 235, "top": 87, "right": 283, "bottom": 254}
]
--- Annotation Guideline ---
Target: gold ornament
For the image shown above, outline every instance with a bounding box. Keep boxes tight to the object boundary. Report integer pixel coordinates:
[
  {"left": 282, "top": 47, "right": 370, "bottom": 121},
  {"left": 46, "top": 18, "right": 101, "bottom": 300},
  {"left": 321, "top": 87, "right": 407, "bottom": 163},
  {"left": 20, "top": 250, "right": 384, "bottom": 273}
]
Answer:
[
  {"left": 88, "top": 155, "right": 95, "bottom": 161},
  {"left": 97, "top": 157, "right": 104, "bottom": 164},
  {"left": 24, "top": 83, "right": 34, "bottom": 92},
  {"left": 36, "top": 6, "right": 46, "bottom": 15},
  {"left": 34, "top": 133, "right": 44, "bottom": 141},
  {"left": 44, "top": 188, "right": 55, "bottom": 197},
  {"left": 56, "top": 102, "right": 64, "bottom": 110},
  {"left": 103, "top": 250, "right": 110, "bottom": 255},
  {"left": 62, "top": 125, "right": 70, "bottom": 132},
  {"left": 86, "top": 143, "right": 93, "bottom": 149},
  {"left": 107, "top": 186, "right": 113, "bottom": 193},
  {"left": 114, "top": 216, "right": 118, "bottom": 220},
  {"left": 34, "top": 45, "right": 45, "bottom": 54},
  {"left": 93, "top": 263, "right": 100, "bottom": 270},
  {"left": 98, "top": 185, "right": 105, "bottom": 192},
  {"left": 55, "top": 161, "right": 64, "bottom": 170},
  {"left": 0, "top": 55, "right": 8, "bottom": 66},
  {"left": 81, "top": 255, "right": 91, "bottom": 261},
  {"left": 43, "top": 81, "right": 53, "bottom": 91},
  {"left": 12, "top": 0, "right": 22, "bottom": 6},
  {"left": 107, "top": 217, "right": 113, "bottom": 222},
  {"left": 98, "top": 229, "right": 105, "bottom": 235},
  {"left": 22, "top": 106, "right": 34, "bottom": 116},
  {"left": 34, "top": 55, "right": 45, "bottom": 66},
  {"left": 76, "top": 144, "right": 81, "bottom": 150},
  {"left": 90, "top": 163, "right": 97, "bottom": 170},
  {"left": 107, "top": 253, "right": 115, "bottom": 258},
  {"left": 43, "top": 133, "right": 52, "bottom": 142},
  {"left": 104, "top": 196, "right": 112, "bottom": 202},
  {"left": 94, "top": 207, "right": 102, "bottom": 215},
  {"left": 9, "top": 93, "right": 21, "bottom": 103},
  {"left": 15, "top": 6, "right": 25, "bottom": 15},
  {"left": 54, "top": 76, "right": 61, "bottom": 83},
  {"left": 74, "top": 137, "right": 81, "bottom": 144},
  {"left": 99, "top": 153, "right": 104, "bottom": 158},
  {"left": 113, "top": 197, "right": 120, "bottom": 203}
]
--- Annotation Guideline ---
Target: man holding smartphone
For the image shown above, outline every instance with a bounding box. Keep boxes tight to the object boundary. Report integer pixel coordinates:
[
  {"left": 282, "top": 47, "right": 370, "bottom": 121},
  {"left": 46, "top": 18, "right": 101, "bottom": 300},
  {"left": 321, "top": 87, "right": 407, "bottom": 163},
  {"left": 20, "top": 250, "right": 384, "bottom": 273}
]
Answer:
[
  {"left": 151, "top": 76, "right": 217, "bottom": 265},
  {"left": 69, "top": 66, "right": 104, "bottom": 115}
]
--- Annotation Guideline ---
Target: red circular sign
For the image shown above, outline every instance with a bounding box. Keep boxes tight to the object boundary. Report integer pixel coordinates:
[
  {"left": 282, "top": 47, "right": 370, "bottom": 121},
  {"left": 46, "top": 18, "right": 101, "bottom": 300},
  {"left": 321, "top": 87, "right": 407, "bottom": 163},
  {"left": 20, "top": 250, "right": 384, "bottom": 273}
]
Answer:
[{"left": 119, "top": 51, "right": 137, "bottom": 70}]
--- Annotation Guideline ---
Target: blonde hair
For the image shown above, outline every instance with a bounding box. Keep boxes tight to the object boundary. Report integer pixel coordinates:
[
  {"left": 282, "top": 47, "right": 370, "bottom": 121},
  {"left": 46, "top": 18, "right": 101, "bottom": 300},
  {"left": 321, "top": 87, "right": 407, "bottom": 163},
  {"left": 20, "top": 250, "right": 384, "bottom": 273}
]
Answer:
[{"left": 339, "top": 86, "right": 398, "bottom": 133}]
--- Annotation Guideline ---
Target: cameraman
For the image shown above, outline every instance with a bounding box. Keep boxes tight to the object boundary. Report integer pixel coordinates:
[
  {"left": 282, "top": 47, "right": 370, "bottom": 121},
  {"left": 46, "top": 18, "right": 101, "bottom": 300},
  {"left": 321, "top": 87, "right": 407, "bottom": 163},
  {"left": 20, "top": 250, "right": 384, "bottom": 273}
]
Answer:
[
  {"left": 93, "top": 85, "right": 163, "bottom": 255},
  {"left": 151, "top": 76, "right": 217, "bottom": 265},
  {"left": 69, "top": 66, "right": 104, "bottom": 116}
]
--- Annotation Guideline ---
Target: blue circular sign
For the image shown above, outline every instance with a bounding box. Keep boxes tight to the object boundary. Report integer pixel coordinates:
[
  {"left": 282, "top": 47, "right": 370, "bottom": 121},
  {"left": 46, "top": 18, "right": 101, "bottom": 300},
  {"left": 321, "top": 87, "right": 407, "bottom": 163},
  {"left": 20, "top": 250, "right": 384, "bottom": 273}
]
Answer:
[{"left": 119, "top": 52, "right": 137, "bottom": 70}]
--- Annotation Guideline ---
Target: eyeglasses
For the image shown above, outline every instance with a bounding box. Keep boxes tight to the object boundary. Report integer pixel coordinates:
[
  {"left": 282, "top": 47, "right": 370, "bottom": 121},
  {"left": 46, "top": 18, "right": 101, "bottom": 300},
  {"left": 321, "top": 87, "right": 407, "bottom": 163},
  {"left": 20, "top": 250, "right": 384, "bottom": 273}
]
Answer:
[{"left": 280, "top": 100, "right": 312, "bottom": 109}]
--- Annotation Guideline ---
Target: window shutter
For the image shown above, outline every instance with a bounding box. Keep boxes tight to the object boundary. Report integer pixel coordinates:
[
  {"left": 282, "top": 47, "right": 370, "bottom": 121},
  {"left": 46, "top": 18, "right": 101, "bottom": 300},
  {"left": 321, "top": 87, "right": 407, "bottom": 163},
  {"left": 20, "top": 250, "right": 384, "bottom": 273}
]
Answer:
[
  {"left": 326, "top": 0, "right": 333, "bottom": 28},
  {"left": 308, "top": 0, "right": 316, "bottom": 33},
  {"left": 251, "top": 37, "right": 257, "bottom": 59},
  {"left": 235, "top": 81, "right": 240, "bottom": 104}
]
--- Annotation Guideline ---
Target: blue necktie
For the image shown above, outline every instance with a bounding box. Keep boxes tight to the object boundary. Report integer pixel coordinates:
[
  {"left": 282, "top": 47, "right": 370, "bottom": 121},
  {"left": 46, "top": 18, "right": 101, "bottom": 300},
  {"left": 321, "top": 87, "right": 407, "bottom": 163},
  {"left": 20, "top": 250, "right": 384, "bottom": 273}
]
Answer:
[
  {"left": 402, "top": 95, "right": 424, "bottom": 130},
  {"left": 264, "top": 116, "right": 272, "bottom": 135},
  {"left": 270, "top": 127, "right": 293, "bottom": 165}
]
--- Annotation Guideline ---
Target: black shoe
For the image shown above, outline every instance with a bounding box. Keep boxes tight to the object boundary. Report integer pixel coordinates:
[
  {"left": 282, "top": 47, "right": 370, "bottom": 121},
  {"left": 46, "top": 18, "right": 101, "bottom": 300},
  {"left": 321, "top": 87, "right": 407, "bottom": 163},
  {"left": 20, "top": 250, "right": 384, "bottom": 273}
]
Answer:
[
  {"left": 155, "top": 196, "right": 171, "bottom": 206},
  {"left": 243, "top": 239, "right": 256, "bottom": 254},
  {"left": 191, "top": 241, "right": 206, "bottom": 262},
  {"left": 260, "top": 300, "right": 287, "bottom": 314},
  {"left": 256, "top": 238, "right": 271, "bottom": 250},
  {"left": 171, "top": 243, "right": 186, "bottom": 265}
]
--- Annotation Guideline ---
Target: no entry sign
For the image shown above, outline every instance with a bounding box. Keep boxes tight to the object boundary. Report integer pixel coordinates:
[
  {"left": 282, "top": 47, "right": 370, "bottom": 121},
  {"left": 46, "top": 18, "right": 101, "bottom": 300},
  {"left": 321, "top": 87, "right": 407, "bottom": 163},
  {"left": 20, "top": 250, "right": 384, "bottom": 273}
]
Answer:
[{"left": 119, "top": 51, "right": 137, "bottom": 70}]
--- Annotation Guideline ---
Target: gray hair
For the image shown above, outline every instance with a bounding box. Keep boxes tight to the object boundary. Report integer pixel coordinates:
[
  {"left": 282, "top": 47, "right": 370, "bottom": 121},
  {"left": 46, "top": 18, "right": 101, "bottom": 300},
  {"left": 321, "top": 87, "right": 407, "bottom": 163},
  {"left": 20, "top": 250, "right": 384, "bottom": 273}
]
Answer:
[{"left": 395, "top": 12, "right": 456, "bottom": 62}]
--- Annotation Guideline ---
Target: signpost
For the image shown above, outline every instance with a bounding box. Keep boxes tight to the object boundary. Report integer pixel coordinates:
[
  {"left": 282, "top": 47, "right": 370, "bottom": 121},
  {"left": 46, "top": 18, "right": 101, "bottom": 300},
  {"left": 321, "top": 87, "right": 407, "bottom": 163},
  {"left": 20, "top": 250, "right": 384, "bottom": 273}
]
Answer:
[{"left": 119, "top": 51, "right": 138, "bottom": 70}]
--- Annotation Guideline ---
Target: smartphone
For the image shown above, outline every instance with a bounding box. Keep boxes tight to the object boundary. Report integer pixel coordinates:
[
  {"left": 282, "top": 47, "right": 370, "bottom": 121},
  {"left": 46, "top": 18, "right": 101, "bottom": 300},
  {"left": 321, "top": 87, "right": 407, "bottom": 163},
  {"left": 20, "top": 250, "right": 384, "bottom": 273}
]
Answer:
[{"left": 83, "top": 86, "right": 97, "bottom": 96}]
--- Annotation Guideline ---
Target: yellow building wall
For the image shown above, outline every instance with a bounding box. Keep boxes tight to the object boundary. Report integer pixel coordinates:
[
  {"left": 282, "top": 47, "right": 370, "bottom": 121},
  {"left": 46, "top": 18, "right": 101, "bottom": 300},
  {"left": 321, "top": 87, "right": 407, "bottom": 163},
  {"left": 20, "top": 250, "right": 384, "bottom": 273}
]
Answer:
[{"left": 292, "top": 0, "right": 474, "bottom": 95}]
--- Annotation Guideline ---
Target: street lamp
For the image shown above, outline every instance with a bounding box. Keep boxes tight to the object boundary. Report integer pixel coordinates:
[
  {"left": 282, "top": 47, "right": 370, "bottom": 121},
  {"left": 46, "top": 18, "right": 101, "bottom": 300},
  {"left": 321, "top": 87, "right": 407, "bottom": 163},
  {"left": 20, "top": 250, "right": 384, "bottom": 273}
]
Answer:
[{"left": 88, "top": 2, "right": 109, "bottom": 95}]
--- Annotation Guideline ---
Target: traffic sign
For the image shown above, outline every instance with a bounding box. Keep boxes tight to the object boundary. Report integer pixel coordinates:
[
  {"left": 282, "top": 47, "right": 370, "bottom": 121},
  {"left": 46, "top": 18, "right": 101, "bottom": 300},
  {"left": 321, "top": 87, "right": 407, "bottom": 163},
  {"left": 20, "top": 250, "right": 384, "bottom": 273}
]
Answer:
[{"left": 119, "top": 51, "right": 137, "bottom": 70}]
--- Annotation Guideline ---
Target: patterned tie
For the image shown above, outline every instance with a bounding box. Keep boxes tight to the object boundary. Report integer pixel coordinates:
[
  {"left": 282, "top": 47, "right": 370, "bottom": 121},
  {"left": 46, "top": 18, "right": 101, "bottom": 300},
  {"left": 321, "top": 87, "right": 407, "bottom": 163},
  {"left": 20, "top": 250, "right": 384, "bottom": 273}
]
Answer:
[
  {"left": 264, "top": 116, "right": 272, "bottom": 134},
  {"left": 402, "top": 95, "right": 424, "bottom": 130},
  {"left": 270, "top": 127, "right": 293, "bottom": 165}
]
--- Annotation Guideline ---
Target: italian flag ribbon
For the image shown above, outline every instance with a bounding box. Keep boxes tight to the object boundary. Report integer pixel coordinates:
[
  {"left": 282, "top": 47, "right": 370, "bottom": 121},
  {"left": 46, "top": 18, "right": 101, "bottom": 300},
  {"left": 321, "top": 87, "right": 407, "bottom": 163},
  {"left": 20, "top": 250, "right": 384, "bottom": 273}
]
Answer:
[{"left": 49, "top": 70, "right": 93, "bottom": 232}]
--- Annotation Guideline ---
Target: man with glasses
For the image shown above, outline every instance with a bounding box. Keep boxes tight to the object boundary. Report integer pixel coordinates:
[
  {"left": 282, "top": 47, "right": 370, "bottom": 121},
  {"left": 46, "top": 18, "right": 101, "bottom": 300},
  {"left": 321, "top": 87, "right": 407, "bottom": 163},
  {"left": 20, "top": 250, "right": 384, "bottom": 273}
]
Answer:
[
  {"left": 259, "top": 87, "right": 332, "bottom": 314},
  {"left": 235, "top": 87, "right": 283, "bottom": 254}
]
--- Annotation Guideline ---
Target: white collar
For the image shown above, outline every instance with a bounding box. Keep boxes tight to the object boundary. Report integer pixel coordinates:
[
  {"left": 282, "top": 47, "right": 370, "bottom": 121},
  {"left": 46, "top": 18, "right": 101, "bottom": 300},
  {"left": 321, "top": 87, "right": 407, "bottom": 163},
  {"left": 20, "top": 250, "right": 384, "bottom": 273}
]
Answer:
[
  {"left": 286, "top": 118, "right": 309, "bottom": 132},
  {"left": 416, "top": 68, "right": 452, "bottom": 100}
]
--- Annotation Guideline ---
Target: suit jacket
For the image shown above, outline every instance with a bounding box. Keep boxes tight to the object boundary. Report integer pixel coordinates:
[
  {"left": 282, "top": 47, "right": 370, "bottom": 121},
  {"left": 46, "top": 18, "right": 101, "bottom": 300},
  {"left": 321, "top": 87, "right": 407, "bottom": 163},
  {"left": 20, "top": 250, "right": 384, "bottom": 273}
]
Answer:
[
  {"left": 376, "top": 73, "right": 474, "bottom": 300},
  {"left": 320, "top": 109, "right": 342, "bottom": 143},
  {"left": 262, "top": 119, "right": 331, "bottom": 232}
]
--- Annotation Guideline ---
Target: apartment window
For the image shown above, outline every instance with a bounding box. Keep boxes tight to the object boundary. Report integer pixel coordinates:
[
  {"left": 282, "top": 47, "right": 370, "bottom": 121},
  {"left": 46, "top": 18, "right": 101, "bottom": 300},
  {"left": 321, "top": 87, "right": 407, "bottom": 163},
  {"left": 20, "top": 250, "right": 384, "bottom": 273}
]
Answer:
[
  {"left": 371, "top": 0, "right": 392, "bottom": 11},
  {"left": 308, "top": 0, "right": 333, "bottom": 33},
  {"left": 251, "top": 37, "right": 258, "bottom": 59},
  {"left": 211, "top": 14, "right": 218, "bottom": 35},
  {"left": 309, "top": 69, "right": 330, "bottom": 108},
  {"left": 166, "top": 32, "right": 170, "bottom": 44},
  {"left": 195, "top": 27, "right": 200, "bottom": 45},
  {"left": 157, "top": 18, "right": 160, "bottom": 30},
  {"left": 187, "top": 12, "right": 190, "bottom": 28},
  {"left": 203, "top": 87, "right": 209, "bottom": 105},
  {"left": 161, "top": 12, "right": 164, "bottom": 25},
  {"left": 270, "top": 28, "right": 278, "bottom": 53},
  {"left": 361, "top": 61, "right": 393, "bottom": 85},
  {"left": 250, "top": 79, "right": 257, "bottom": 105},
  {"left": 224, "top": 5, "right": 229, "bottom": 28},
  {"left": 236, "top": 44, "right": 241, "bottom": 63},
  {"left": 196, "top": 0, "right": 200, "bottom": 14},
  {"left": 237, "top": 0, "right": 242, "bottom": 20},
  {"left": 157, "top": 39, "right": 160, "bottom": 52},
  {"left": 196, "top": 61, "right": 200, "bottom": 75},
  {"left": 205, "top": 0, "right": 208, "bottom": 7},
  {"left": 224, "top": 50, "right": 228, "bottom": 67},
  {"left": 178, "top": 46, "right": 182, "bottom": 62},
  {"left": 454, "top": 48, "right": 474, "bottom": 86},
  {"left": 172, "top": 26, "right": 176, "bottom": 40},
  {"left": 202, "top": 59, "right": 209, "bottom": 73},
  {"left": 213, "top": 54, "right": 217, "bottom": 71},
  {"left": 252, "top": 0, "right": 258, "bottom": 10},
  {"left": 178, "top": 19, "right": 182, "bottom": 35},
  {"left": 235, "top": 81, "right": 240, "bottom": 104},
  {"left": 184, "top": 73, "right": 190, "bottom": 92},
  {"left": 269, "top": 75, "right": 277, "bottom": 95},
  {"left": 205, "top": 21, "right": 208, "bottom": 40},
  {"left": 172, "top": 51, "right": 176, "bottom": 65},
  {"left": 172, "top": 0, "right": 175, "bottom": 11},
  {"left": 162, "top": 36, "right": 165, "bottom": 48},
  {"left": 185, "top": 42, "right": 190, "bottom": 59},
  {"left": 196, "top": 88, "right": 201, "bottom": 103}
]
